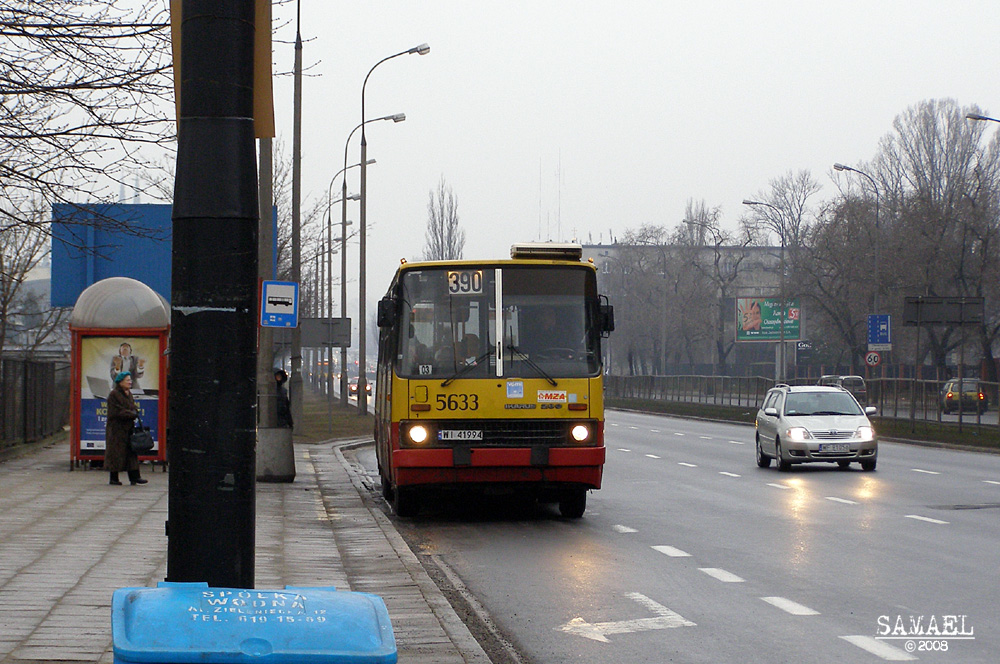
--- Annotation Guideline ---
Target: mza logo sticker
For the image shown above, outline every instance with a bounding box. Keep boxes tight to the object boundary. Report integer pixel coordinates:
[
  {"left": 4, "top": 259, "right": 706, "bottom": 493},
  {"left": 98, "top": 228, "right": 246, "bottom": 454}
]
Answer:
[{"left": 537, "top": 390, "right": 567, "bottom": 403}]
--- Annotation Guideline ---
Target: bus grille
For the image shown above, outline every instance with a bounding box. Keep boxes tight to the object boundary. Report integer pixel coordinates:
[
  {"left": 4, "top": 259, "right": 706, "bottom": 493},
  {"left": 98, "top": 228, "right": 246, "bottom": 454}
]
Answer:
[{"left": 437, "top": 419, "right": 572, "bottom": 446}]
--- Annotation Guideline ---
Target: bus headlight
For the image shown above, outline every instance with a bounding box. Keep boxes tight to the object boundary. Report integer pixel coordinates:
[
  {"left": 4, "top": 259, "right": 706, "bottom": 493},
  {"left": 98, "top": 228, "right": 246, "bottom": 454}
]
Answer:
[
  {"left": 570, "top": 424, "right": 591, "bottom": 443},
  {"left": 407, "top": 424, "right": 430, "bottom": 445}
]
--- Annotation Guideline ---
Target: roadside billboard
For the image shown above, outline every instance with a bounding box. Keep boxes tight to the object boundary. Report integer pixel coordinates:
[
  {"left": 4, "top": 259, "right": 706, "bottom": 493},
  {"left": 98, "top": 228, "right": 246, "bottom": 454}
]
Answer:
[{"left": 736, "top": 297, "right": 801, "bottom": 342}]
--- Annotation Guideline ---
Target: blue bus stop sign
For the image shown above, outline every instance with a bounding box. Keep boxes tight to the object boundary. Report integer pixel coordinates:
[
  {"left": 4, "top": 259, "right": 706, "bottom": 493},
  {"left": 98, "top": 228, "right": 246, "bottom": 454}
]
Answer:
[
  {"left": 867, "top": 314, "right": 891, "bottom": 350},
  {"left": 261, "top": 281, "right": 299, "bottom": 328}
]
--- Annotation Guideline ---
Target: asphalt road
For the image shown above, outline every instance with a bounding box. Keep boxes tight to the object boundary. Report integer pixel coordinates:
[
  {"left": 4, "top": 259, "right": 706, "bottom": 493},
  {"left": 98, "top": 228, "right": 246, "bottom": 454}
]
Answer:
[{"left": 354, "top": 410, "right": 1000, "bottom": 663}]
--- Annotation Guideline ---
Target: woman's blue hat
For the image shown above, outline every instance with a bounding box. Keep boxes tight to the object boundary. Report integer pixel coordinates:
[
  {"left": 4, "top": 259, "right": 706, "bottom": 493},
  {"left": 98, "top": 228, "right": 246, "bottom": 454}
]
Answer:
[{"left": 114, "top": 371, "right": 132, "bottom": 384}]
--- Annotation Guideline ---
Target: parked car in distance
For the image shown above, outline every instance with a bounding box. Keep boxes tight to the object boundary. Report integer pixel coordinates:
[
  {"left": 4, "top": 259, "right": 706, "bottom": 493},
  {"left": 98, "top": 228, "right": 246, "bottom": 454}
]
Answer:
[
  {"left": 348, "top": 378, "right": 372, "bottom": 397},
  {"left": 817, "top": 374, "right": 867, "bottom": 405},
  {"left": 756, "top": 384, "right": 879, "bottom": 472},
  {"left": 940, "top": 378, "right": 988, "bottom": 414}
]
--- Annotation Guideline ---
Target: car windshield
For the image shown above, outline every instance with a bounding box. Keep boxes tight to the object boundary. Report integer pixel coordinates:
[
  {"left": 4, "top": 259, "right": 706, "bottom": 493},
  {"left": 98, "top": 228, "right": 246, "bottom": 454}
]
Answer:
[{"left": 783, "top": 392, "right": 863, "bottom": 416}]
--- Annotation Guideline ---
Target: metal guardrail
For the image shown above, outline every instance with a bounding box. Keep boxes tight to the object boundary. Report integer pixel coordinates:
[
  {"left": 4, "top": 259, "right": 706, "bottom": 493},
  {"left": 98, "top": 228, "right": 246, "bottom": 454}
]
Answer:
[
  {"left": 0, "top": 358, "right": 70, "bottom": 448},
  {"left": 606, "top": 374, "right": 1000, "bottom": 429}
]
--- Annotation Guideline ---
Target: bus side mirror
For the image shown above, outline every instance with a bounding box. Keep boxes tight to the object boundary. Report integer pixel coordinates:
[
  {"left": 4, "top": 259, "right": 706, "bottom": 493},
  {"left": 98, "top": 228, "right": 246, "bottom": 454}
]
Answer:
[
  {"left": 377, "top": 298, "right": 396, "bottom": 328},
  {"left": 600, "top": 304, "right": 615, "bottom": 335}
]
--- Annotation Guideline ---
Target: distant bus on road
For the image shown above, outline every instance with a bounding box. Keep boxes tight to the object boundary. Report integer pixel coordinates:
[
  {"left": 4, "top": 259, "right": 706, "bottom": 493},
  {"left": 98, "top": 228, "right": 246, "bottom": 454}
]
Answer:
[{"left": 373, "top": 243, "right": 614, "bottom": 517}]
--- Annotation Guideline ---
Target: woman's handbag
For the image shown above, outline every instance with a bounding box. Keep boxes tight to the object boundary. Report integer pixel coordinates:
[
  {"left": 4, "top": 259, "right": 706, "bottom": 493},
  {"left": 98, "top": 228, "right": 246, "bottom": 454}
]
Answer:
[{"left": 130, "top": 417, "right": 155, "bottom": 455}]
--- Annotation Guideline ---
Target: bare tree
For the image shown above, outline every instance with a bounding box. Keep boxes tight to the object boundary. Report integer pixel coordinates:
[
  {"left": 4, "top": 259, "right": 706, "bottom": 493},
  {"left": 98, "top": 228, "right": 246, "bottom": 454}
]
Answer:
[
  {"left": 0, "top": 1, "right": 173, "bottom": 233},
  {"left": 0, "top": 200, "right": 68, "bottom": 356},
  {"left": 422, "top": 177, "right": 464, "bottom": 261}
]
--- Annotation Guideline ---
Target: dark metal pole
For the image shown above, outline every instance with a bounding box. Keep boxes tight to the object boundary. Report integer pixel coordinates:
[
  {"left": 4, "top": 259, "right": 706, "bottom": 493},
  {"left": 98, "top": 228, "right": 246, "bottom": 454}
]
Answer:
[{"left": 167, "top": 0, "right": 258, "bottom": 588}]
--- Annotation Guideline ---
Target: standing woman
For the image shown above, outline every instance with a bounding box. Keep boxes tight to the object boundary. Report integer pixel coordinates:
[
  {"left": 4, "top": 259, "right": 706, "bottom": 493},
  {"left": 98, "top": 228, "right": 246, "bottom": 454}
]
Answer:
[{"left": 105, "top": 371, "right": 147, "bottom": 486}]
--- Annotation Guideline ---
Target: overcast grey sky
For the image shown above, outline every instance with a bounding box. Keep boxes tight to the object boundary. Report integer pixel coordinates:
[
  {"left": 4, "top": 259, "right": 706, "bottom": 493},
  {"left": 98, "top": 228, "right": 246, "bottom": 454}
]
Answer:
[{"left": 269, "top": 1, "right": 1000, "bottom": 314}]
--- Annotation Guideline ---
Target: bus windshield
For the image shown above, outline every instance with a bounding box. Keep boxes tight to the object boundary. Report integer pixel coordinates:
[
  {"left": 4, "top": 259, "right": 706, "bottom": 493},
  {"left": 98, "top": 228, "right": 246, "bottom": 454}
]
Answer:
[{"left": 396, "top": 265, "right": 600, "bottom": 379}]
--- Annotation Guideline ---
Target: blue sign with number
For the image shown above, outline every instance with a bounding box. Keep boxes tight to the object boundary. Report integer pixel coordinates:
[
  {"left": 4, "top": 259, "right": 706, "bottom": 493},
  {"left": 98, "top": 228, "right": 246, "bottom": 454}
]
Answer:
[
  {"left": 261, "top": 281, "right": 299, "bottom": 328},
  {"left": 867, "top": 314, "right": 891, "bottom": 345}
]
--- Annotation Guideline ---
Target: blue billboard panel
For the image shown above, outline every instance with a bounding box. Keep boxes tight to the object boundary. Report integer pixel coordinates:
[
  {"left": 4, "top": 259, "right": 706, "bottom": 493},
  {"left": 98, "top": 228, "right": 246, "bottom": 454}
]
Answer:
[{"left": 51, "top": 204, "right": 172, "bottom": 306}]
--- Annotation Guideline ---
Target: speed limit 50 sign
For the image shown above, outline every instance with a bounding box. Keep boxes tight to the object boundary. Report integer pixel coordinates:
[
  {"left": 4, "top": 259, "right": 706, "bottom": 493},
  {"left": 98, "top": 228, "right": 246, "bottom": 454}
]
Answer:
[{"left": 865, "top": 351, "right": 881, "bottom": 367}]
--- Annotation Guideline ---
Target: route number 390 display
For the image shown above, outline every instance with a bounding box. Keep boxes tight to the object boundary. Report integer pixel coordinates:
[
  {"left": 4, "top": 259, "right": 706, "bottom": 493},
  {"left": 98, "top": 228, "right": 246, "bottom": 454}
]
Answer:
[{"left": 448, "top": 270, "right": 483, "bottom": 295}]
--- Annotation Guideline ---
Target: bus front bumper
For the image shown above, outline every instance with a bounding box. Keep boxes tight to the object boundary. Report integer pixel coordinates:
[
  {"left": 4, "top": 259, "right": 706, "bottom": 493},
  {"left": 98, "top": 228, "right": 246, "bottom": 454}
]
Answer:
[{"left": 392, "top": 446, "right": 605, "bottom": 489}]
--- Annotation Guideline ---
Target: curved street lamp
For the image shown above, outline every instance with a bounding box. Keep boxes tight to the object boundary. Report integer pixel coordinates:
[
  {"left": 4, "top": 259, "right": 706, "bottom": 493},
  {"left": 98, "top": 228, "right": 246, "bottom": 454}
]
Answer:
[
  {"left": 833, "top": 162, "right": 881, "bottom": 314},
  {"left": 358, "top": 44, "right": 429, "bottom": 414},
  {"left": 966, "top": 112, "right": 1000, "bottom": 124},
  {"left": 342, "top": 113, "right": 404, "bottom": 404},
  {"left": 743, "top": 199, "right": 787, "bottom": 382}
]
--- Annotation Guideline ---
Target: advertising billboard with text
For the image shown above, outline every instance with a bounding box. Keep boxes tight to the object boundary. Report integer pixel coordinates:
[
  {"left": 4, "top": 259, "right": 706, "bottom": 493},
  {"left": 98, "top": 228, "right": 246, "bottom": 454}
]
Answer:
[{"left": 736, "top": 297, "right": 801, "bottom": 342}]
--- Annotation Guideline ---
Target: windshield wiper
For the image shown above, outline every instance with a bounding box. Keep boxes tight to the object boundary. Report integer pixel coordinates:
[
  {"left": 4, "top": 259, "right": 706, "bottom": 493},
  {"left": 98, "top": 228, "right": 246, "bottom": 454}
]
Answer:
[
  {"left": 441, "top": 350, "right": 494, "bottom": 387},
  {"left": 506, "top": 344, "right": 558, "bottom": 386}
]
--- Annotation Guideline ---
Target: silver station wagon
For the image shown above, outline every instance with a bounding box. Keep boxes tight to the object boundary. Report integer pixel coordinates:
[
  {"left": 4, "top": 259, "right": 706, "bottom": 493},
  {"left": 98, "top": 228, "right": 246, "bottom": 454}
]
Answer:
[{"left": 755, "top": 384, "right": 878, "bottom": 471}]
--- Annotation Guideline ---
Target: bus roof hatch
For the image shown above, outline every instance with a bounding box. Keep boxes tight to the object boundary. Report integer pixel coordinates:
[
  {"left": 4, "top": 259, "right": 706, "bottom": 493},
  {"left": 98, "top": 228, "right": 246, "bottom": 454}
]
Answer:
[{"left": 510, "top": 242, "right": 583, "bottom": 261}]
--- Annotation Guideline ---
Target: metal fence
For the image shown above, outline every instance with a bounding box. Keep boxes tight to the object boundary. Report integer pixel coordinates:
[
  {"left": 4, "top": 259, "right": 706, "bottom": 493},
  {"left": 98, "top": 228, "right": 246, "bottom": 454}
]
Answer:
[
  {"left": 606, "top": 374, "right": 1000, "bottom": 429},
  {"left": 0, "top": 358, "right": 71, "bottom": 449}
]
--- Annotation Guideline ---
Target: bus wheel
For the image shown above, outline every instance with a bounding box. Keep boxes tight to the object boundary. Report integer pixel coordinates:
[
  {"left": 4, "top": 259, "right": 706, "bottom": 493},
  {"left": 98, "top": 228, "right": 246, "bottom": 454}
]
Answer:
[
  {"left": 559, "top": 489, "right": 587, "bottom": 518},
  {"left": 381, "top": 474, "right": 394, "bottom": 501},
  {"left": 393, "top": 487, "right": 420, "bottom": 517}
]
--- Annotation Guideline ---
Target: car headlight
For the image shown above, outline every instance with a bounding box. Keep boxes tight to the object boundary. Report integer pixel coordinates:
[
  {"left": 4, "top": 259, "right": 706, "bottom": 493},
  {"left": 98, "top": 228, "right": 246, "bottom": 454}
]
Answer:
[
  {"left": 855, "top": 426, "right": 874, "bottom": 439},
  {"left": 407, "top": 425, "right": 429, "bottom": 445},
  {"left": 786, "top": 427, "right": 812, "bottom": 442},
  {"left": 570, "top": 424, "right": 591, "bottom": 442}
]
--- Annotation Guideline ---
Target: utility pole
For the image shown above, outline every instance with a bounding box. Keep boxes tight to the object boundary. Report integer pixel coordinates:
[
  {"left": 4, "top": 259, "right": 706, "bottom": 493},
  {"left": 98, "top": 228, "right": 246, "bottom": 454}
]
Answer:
[
  {"left": 167, "top": 0, "right": 258, "bottom": 588},
  {"left": 288, "top": 2, "right": 304, "bottom": 428}
]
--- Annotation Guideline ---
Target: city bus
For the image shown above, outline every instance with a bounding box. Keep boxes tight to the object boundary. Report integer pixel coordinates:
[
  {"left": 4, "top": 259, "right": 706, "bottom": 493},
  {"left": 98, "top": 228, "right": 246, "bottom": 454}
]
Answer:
[{"left": 374, "top": 243, "right": 614, "bottom": 517}]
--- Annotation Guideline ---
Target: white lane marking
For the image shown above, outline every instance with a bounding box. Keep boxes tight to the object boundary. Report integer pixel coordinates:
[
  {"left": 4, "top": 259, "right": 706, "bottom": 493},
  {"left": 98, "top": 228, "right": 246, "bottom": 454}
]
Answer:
[
  {"left": 646, "top": 454, "right": 661, "bottom": 459},
  {"left": 905, "top": 514, "right": 949, "bottom": 525},
  {"left": 911, "top": 468, "right": 940, "bottom": 475},
  {"left": 609, "top": 423, "right": 619, "bottom": 426},
  {"left": 699, "top": 568, "right": 744, "bottom": 583},
  {"left": 839, "top": 635, "right": 917, "bottom": 661},
  {"left": 699, "top": 435, "right": 712, "bottom": 440},
  {"left": 678, "top": 462, "right": 698, "bottom": 468},
  {"left": 826, "top": 496, "right": 858, "bottom": 505},
  {"left": 629, "top": 426, "right": 639, "bottom": 430},
  {"left": 613, "top": 525, "right": 638, "bottom": 534},
  {"left": 984, "top": 480, "right": 1000, "bottom": 485},
  {"left": 673, "top": 432, "right": 685, "bottom": 436},
  {"left": 652, "top": 545, "right": 691, "bottom": 558},
  {"left": 617, "top": 448, "right": 631, "bottom": 452},
  {"left": 728, "top": 440, "right": 745, "bottom": 445},
  {"left": 767, "top": 483, "right": 792, "bottom": 490},
  {"left": 719, "top": 471, "right": 741, "bottom": 478},
  {"left": 761, "top": 596, "right": 819, "bottom": 615},
  {"left": 556, "top": 592, "right": 695, "bottom": 642},
  {"left": 650, "top": 429, "right": 660, "bottom": 433}
]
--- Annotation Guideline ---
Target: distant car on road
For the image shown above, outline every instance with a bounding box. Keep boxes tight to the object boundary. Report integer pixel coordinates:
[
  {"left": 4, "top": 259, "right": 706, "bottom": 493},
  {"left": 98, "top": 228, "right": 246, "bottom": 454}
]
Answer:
[
  {"left": 817, "top": 374, "right": 868, "bottom": 405},
  {"left": 348, "top": 378, "right": 372, "bottom": 397},
  {"left": 940, "top": 379, "right": 988, "bottom": 414},
  {"left": 756, "top": 384, "right": 879, "bottom": 472}
]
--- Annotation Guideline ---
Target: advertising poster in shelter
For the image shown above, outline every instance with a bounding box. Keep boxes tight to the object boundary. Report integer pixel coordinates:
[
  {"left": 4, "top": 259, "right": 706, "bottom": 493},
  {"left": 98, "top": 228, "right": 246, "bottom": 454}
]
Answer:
[
  {"left": 736, "top": 297, "right": 801, "bottom": 342},
  {"left": 78, "top": 336, "right": 160, "bottom": 452}
]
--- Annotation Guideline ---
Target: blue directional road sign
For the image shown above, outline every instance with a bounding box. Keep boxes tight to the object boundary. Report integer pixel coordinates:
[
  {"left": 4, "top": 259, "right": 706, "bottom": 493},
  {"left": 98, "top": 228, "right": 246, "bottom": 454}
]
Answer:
[
  {"left": 867, "top": 314, "right": 891, "bottom": 351},
  {"left": 261, "top": 281, "right": 299, "bottom": 328}
]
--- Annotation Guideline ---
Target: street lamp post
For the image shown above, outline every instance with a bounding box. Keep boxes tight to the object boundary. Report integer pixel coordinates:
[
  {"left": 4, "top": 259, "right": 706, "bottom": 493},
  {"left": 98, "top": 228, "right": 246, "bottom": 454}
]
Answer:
[
  {"left": 359, "top": 43, "right": 429, "bottom": 414},
  {"left": 833, "top": 163, "right": 881, "bottom": 314},
  {"left": 342, "top": 115, "right": 403, "bottom": 405},
  {"left": 743, "top": 199, "right": 787, "bottom": 383},
  {"left": 966, "top": 112, "right": 1000, "bottom": 124}
]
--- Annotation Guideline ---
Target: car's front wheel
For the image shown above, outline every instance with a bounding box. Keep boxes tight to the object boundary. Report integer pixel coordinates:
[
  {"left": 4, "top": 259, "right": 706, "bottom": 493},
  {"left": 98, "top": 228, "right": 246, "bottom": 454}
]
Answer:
[
  {"left": 775, "top": 438, "right": 791, "bottom": 472},
  {"left": 756, "top": 434, "right": 772, "bottom": 468},
  {"left": 861, "top": 458, "right": 877, "bottom": 472}
]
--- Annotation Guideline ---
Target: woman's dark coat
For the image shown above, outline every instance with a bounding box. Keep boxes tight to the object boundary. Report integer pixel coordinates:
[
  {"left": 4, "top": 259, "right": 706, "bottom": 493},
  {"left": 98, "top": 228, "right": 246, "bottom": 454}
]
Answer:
[{"left": 105, "top": 385, "right": 139, "bottom": 473}]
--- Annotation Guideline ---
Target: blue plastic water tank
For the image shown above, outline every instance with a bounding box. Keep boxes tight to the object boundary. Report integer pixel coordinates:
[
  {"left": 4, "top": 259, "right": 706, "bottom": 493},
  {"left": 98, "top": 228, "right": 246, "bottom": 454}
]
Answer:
[{"left": 112, "top": 582, "right": 396, "bottom": 663}]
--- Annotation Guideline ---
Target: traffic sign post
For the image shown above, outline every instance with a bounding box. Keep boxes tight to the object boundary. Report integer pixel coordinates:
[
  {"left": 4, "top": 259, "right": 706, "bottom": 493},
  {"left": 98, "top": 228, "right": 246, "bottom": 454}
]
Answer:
[
  {"left": 261, "top": 280, "right": 299, "bottom": 328},
  {"left": 867, "top": 314, "right": 891, "bottom": 352}
]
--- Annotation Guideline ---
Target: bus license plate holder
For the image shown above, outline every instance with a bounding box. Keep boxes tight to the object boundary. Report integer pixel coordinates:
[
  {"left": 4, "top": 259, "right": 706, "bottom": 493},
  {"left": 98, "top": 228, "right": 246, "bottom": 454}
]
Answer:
[{"left": 439, "top": 430, "right": 483, "bottom": 441}]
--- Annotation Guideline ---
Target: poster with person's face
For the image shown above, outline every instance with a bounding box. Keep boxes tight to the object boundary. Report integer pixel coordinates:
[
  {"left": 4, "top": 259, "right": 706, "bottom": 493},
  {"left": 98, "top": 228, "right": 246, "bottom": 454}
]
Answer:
[
  {"left": 736, "top": 298, "right": 801, "bottom": 342},
  {"left": 79, "top": 336, "right": 160, "bottom": 452}
]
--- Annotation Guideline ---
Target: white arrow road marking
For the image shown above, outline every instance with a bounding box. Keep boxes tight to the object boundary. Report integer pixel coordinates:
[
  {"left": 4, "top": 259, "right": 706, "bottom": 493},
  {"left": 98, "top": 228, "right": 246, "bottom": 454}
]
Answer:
[
  {"left": 557, "top": 592, "right": 695, "bottom": 643},
  {"left": 839, "top": 636, "right": 917, "bottom": 661}
]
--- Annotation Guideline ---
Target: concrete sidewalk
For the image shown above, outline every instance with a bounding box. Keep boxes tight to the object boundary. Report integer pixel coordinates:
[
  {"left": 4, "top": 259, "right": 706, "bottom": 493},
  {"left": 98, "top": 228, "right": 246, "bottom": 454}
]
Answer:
[{"left": 0, "top": 436, "right": 490, "bottom": 664}]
